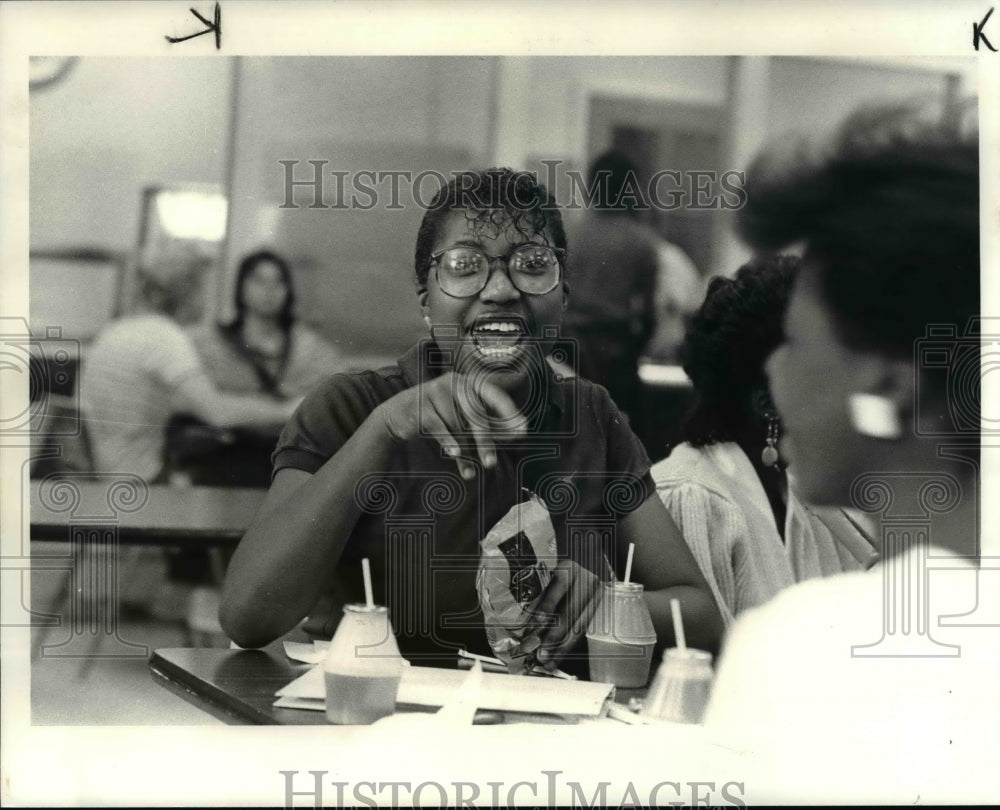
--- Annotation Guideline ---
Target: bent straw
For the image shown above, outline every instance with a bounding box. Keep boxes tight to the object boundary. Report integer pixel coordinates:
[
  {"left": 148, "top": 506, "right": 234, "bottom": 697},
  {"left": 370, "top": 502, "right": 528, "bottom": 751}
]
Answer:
[
  {"left": 623, "top": 543, "right": 635, "bottom": 585},
  {"left": 670, "top": 597, "right": 686, "bottom": 650},
  {"left": 362, "top": 558, "right": 374, "bottom": 609}
]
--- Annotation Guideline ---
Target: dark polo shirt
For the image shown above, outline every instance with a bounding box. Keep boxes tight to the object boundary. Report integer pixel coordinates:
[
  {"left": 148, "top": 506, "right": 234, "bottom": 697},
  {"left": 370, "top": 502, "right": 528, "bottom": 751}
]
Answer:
[{"left": 272, "top": 342, "right": 654, "bottom": 665}]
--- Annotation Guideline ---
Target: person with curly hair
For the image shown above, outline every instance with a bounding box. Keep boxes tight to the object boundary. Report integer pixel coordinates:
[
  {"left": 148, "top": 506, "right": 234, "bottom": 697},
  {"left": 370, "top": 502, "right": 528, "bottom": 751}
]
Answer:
[
  {"left": 221, "top": 167, "right": 722, "bottom": 671},
  {"left": 702, "top": 102, "right": 997, "bottom": 801},
  {"left": 651, "top": 256, "right": 873, "bottom": 627}
]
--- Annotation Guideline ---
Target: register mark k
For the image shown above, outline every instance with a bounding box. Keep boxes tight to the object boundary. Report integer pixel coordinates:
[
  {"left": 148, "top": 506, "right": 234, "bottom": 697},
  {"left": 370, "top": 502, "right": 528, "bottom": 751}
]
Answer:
[{"left": 165, "top": 3, "right": 222, "bottom": 50}]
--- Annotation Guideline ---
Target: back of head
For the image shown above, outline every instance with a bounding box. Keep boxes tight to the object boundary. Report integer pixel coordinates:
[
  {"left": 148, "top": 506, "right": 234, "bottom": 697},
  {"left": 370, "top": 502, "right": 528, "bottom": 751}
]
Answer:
[
  {"left": 736, "top": 99, "right": 979, "bottom": 363},
  {"left": 680, "top": 255, "right": 800, "bottom": 446},
  {"left": 136, "top": 253, "right": 210, "bottom": 321},
  {"left": 413, "top": 167, "right": 567, "bottom": 289},
  {"left": 588, "top": 150, "right": 642, "bottom": 214}
]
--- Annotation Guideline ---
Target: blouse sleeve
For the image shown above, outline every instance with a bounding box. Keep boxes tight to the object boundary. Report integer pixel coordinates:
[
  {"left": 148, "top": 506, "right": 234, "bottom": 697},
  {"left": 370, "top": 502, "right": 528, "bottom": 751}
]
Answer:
[{"left": 655, "top": 480, "right": 745, "bottom": 628}]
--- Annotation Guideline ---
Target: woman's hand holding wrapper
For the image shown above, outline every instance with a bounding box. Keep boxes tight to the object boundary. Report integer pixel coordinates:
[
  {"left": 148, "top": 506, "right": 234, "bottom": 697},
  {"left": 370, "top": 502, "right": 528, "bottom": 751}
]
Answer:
[
  {"left": 377, "top": 371, "right": 529, "bottom": 479},
  {"left": 534, "top": 559, "right": 601, "bottom": 670},
  {"left": 476, "top": 496, "right": 604, "bottom": 675}
]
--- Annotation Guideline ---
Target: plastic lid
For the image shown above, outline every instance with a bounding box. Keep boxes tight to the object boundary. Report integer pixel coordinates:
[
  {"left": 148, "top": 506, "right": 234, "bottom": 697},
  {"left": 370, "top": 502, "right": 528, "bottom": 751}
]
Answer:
[
  {"left": 344, "top": 603, "right": 387, "bottom": 614},
  {"left": 662, "top": 647, "right": 712, "bottom": 665},
  {"left": 605, "top": 581, "right": 644, "bottom": 594}
]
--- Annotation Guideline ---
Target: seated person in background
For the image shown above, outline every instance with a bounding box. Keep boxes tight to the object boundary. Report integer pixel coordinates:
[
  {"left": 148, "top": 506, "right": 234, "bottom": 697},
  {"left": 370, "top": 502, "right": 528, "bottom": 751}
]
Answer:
[
  {"left": 188, "top": 249, "right": 344, "bottom": 400},
  {"left": 561, "top": 151, "right": 660, "bottom": 420},
  {"left": 181, "top": 249, "right": 343, "bottom": 485},
  {"left": 82, "top": 252, "right": 298, "bottom": 484},
  {"left": 221, "top": 168, "right": 723, "bottom": 671},
  {"left": 651, "top": 256, "right": 874, "bottom": 627},
  {"left": 704, "top": 103, "right": 997, "bottom": 799},
  {"left": 82, "top": 252, "right": 300, "bottom": 621}
]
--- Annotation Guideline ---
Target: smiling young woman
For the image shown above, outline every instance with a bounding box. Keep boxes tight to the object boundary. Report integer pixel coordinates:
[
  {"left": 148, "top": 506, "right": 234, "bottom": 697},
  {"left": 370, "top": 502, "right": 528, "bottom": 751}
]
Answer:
[{"left": 220, "top": 168, "right": 723, "bottom": 671}]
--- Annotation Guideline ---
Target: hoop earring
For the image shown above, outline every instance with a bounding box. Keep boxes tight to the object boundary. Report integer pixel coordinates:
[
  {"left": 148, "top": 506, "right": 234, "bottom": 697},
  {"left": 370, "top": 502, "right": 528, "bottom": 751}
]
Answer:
[
  {"left": 848, "top": 393, "right": 902, "bottom": 440},
  {"left": 761, "top": 416, "right": 780, "bottom": 468}
]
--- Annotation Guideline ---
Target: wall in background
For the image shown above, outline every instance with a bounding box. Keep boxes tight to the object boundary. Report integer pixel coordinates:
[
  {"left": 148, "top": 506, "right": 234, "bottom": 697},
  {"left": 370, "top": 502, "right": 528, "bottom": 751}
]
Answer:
[
  {"left": 224, "top": 57, "right": 498, "bottom": 357},
  {"left": 768, "top": 57, "right": 952, "bottom": 140},
  {"left": 29, "top": 55, "right": 974, "bottom": 355},
  {"left": 30, "top": 57, "right": 232, "bottom": 255}
]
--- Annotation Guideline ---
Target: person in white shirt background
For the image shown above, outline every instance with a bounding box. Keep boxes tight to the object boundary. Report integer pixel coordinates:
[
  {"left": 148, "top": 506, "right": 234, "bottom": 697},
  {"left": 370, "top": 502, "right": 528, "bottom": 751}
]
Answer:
[
  {"left": 81, "top": 251, "right": 298, "bottom": 620},
  {"left": 703, "top": 101, "right": 998, "bottom": 803}
]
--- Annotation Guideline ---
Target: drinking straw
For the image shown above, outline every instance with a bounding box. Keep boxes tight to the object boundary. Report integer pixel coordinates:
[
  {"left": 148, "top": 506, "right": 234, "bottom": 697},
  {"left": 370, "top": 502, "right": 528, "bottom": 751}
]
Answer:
[
  {"left": 623, "top": 543, "right": 635, "bottom": 584},
  {"left": 670, "top": 597, "right": 686, "bottom": 650},
  {"left": 459, "top": 649, "right": 576, "bottom": 680},
  {"left": 458, "top": 649, "right": 505, "bottom": 667},
  {"left": 362, "top": 558, "right": 374, "bottom": 609}
]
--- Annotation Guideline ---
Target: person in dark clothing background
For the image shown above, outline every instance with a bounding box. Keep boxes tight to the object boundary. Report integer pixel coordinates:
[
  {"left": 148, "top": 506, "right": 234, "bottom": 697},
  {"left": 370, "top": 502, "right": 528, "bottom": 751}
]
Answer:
[{"left": 561, "top": 150, "right": 660, "bottom": 419}]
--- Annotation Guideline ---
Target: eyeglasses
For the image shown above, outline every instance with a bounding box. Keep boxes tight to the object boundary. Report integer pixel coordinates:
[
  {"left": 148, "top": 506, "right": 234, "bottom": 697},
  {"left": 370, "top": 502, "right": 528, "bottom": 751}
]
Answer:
[{"left": 430, "top": 244, "right": 564, "bottom": 298}]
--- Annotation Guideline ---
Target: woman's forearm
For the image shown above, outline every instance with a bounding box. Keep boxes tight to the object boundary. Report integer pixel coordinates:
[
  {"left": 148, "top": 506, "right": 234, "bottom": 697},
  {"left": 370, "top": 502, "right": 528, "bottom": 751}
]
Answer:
[
  {"left": 645, "top": 585, "right": 724, "bottom": 656},
  {"left": 220, "top": 407, "right": 398, "bottom": 647}
]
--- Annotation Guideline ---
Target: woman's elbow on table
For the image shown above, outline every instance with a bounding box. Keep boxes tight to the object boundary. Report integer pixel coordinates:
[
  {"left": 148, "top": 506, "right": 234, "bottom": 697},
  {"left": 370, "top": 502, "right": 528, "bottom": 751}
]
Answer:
[
  {"left": 681, "top": 586, "right": 725, "bottom": 654},
  {"left": 219, "top": 584, "right": 285, "bottom": 649}
]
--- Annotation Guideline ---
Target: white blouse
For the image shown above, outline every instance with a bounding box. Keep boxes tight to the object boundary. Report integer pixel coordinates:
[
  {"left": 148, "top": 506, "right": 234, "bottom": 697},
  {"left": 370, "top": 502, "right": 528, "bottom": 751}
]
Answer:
[{"left": 652, "top": 441, "right": 870, "bottom": 627}]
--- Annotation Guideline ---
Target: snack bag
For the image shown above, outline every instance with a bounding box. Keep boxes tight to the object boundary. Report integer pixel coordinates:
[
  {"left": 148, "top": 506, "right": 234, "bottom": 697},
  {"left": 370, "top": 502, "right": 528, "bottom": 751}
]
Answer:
[{"left": 476, "top": 494, "right": 559, "bottom": 674}]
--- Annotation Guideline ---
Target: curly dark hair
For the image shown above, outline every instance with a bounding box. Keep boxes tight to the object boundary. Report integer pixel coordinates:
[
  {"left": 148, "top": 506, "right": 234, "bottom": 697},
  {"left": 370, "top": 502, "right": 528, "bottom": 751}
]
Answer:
[
  {"left": 736, "top": 99, "right": 979, "bottom": 370},
  {"left": 413, "top": 167, "right": 568, "bottom": 289},
  {"left": 228, "top": 249, "right": 296, "bottom": 335},
  {"left": 680, "top": 255, "right": 800, "bottom": 447}
]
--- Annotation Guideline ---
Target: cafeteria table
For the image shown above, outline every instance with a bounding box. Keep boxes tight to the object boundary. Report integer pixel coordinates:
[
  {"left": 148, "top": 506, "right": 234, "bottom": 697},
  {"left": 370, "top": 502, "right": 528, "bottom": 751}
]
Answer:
[
  {"left": 149, "top": 644, "right": 648, "bottom": 726},
  {"left": 150, "top": 644, "right": 328, "bottom": 725},
  {"left": 29, "top": 478, "right": 266, "bottom": 546},
  {"left": 28, "top": 478, "right": 265, "bottom": 667},
  {"left": 148, "top": 647, "right": 757, "bottom": 806}
]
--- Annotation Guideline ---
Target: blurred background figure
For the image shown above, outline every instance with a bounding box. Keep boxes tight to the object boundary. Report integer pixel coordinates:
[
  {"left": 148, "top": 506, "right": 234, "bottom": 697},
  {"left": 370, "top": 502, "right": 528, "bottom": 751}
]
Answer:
[
  {"left": 81, "top": 250, "right": 296, "bottom": 484},
  {"left": 80, "top": 250, "right": 297, "bottom": 621},
  {"left": 561, "top": 150, "right": 660, "bottom": 419},
  {"left": 188, "top": 249, "right": 343, "bottom": 400},
  {"left": 651, "top": 256, "right": 875, "bottom": 627},
  {"left": 180, "top": 250, "right": 344, "bottom": 486}
]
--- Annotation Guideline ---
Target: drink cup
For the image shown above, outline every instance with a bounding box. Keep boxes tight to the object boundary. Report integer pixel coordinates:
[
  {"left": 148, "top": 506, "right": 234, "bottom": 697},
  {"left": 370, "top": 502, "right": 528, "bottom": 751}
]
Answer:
[
  {"left": 586, "top": 581, "right": 656, "bottom": 688},
  {"left": 640, "top": 647, "right": 714, "bottom": 724},
  {"left": 323, "top": 604, "right": 404, "bottom": 724}
]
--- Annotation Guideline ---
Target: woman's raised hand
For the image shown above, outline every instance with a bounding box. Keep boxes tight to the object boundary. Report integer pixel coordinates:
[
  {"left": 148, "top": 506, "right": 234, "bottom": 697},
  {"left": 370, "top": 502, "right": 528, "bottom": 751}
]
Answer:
[{"left": 376, "top": 372, "right": 529, "bottom": 478}]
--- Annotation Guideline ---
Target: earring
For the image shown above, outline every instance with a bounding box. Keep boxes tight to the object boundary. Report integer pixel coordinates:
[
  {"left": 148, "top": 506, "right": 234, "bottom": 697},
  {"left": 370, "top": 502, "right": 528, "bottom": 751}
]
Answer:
[
  {"left": 848, "top": 393, "right": 902, "bottom": 440},
  {"left": 761, "top": 415, "right": 780, "bottom": 467},
  {"left": 423, "top": 314, "right": 432, "bottom": 330}
]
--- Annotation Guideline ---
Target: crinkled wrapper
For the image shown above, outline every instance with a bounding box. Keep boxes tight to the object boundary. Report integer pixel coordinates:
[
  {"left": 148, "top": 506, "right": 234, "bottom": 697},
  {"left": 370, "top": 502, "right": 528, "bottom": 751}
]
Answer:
[{"left": 475, "top": 495, "right": 558, "bottom": 675}]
